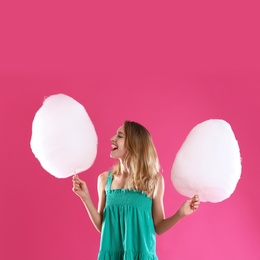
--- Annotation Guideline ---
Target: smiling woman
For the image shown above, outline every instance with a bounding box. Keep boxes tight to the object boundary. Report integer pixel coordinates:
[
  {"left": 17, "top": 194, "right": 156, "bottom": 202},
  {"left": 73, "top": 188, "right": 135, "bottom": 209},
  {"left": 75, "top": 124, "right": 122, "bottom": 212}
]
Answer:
[
  {"left": 110, "top": 125, "right": 126, "bottom": 159},
  {"left": 72, "top": 120, "right": 200, "bottom": 259}
]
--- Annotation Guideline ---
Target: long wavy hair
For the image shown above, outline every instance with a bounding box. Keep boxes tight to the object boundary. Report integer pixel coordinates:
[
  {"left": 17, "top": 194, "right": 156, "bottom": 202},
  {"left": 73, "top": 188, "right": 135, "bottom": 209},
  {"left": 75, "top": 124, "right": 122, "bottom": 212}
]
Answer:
[{"left": 112, "top": 121, "right": 160, "bottom": 197}]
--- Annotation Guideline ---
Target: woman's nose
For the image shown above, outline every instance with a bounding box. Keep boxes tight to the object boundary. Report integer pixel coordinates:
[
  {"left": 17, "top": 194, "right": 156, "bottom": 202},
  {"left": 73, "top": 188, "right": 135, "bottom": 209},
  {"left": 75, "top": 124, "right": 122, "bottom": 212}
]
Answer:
[{"left": 110, "top": 135, "right": 116, "bottom": 142}]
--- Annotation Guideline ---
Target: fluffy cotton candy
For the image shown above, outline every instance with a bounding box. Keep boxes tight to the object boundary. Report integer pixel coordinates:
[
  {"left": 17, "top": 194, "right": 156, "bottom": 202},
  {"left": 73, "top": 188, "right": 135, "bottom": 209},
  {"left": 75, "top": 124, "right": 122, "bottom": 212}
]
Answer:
[
  {"left": 30, "top": 94, "right": 98, "bottom": 178},
  {"left": 171, "top": 119, "right": 241, "bottom": 202}
]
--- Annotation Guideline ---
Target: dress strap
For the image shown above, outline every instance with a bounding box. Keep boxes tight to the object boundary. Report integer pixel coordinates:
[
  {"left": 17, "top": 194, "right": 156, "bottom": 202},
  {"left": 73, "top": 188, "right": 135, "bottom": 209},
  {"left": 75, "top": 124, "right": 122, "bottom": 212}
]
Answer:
[{"left": 105, "top": 170, "right": 113, "bottom": 191}]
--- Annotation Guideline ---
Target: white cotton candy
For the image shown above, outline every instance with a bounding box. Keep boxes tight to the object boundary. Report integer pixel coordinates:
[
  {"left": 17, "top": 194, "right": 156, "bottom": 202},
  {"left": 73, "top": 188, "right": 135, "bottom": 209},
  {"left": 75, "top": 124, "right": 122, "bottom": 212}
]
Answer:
[
  {"left": 171, "top": 119, "right": 241, "bottom": 202},
  {"left": 30, "top": 94, "right": 98, "bottom": 178}
]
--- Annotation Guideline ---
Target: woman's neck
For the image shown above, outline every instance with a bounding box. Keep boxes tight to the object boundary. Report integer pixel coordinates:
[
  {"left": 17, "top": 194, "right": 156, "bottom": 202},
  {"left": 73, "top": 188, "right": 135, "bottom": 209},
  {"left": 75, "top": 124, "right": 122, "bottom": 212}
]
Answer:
[{"left": 118, "top": 159, "right": 128, "bottom": 175}]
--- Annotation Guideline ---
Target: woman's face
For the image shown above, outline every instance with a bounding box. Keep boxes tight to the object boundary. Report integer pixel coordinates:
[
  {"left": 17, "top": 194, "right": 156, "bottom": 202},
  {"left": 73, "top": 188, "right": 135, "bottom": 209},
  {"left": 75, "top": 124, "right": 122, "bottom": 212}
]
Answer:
[{"left": 110, "top": 125, "right": 126, "bottom": 159}]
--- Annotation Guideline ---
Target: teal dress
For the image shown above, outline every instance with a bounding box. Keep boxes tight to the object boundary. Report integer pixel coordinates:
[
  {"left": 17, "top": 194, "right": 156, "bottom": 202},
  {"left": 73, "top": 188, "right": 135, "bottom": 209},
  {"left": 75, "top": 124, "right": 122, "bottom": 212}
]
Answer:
[{"left": 98, "top": 171, "right": 158, "bottom": 260}]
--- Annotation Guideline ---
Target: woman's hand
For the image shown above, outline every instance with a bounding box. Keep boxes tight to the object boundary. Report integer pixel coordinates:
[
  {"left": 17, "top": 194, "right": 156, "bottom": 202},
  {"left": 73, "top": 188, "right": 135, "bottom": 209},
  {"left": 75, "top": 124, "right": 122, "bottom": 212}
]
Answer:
[
  {"left": 178, "top": 194, "right": 200, "bottom": 218},
  {"left": 72, "top": 174, "right": 89, "bottom": 200}
]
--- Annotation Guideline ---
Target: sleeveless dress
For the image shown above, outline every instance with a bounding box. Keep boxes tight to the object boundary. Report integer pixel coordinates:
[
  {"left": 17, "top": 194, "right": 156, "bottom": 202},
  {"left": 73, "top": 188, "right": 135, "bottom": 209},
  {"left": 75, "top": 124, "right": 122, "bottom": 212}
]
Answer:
[{"left": 98, "top": 171, "right": 158, "bottom": 260}]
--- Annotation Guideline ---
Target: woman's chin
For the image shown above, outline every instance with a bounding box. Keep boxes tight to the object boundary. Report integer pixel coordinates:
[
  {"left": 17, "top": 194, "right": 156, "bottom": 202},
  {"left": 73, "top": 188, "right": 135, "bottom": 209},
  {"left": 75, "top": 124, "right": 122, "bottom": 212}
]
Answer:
[
  {"left": 110, "top": 151, "right": 117, "bottom": 158},
  {"left": 110, "top": 151, "right": 125, "bottom": 159}
]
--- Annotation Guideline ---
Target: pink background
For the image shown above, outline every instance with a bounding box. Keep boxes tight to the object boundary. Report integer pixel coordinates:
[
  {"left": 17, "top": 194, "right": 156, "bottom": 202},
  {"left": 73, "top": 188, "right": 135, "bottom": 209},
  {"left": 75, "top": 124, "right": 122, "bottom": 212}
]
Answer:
[{"left": 1, "top": 1, "right": 259, "bottom": 259}]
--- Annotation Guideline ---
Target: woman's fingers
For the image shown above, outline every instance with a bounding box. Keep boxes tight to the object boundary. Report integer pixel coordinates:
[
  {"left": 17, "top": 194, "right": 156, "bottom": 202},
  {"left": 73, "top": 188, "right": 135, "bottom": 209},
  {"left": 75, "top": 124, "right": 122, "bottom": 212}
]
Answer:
[
  {"left": 72, "top": 174, "right": 81, "bottom": 184},
  {"left": 72, "top": 174, "right": 79, "bottom": 181},
  {"left": 190, "top": 194, "right": 200, "bottom": 210},
  {"left": 72, "top": 175, "right": 81, "bottom": 191},
  {"left": 72, "top": 174, "right": 88, "bottom": 193}
]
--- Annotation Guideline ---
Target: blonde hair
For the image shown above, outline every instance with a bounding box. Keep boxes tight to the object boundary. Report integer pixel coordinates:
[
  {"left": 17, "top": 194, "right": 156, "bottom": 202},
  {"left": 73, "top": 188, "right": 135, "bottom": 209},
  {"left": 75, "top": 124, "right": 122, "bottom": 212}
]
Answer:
[{"left": 112, "top": 121, "right": 160, "bottom": 197}]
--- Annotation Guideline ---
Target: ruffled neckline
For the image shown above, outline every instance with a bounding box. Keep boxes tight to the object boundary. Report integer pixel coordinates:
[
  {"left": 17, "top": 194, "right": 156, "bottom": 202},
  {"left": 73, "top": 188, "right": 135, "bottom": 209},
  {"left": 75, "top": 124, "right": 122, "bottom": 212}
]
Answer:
[{"left": 107, "top": 188, "right": 152, "bottom": 199}]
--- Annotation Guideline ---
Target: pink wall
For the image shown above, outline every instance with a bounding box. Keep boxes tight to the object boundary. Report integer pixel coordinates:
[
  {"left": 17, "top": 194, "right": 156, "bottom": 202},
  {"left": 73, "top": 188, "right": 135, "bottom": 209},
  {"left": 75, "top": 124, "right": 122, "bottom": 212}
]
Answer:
[{"left": 1, "top": 1, "right": 259, "bottom": 259}]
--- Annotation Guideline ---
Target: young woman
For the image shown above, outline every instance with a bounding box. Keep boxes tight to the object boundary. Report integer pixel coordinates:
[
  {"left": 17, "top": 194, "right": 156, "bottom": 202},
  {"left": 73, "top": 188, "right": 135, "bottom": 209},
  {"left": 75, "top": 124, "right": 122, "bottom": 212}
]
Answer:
[{"left": 72, "top": 121, "right": 200, "bottom": 259}]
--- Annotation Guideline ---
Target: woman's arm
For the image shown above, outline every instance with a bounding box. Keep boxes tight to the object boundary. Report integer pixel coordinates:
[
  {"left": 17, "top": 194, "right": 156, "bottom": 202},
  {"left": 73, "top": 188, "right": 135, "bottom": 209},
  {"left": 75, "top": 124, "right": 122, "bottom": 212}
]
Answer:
[
  {"left": 152, "top": 174, "right": 200, "bottom": 235},
  {"left": 72, "top": 172, "right": 107, "bottom": 232}
]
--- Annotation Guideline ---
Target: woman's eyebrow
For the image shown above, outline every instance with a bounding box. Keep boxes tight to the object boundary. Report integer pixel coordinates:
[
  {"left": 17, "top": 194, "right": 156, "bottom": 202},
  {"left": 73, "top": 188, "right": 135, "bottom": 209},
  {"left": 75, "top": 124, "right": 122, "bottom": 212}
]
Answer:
[{"left": 118, "top": 131, "right": 125, "bottom": 136}]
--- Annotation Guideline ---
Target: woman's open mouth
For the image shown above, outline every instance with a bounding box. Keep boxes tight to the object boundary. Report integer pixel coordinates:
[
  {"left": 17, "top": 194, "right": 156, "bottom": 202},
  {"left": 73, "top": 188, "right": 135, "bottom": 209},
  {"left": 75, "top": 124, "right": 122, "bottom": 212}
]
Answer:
[{"left": 111, "top": 145, "right": 118, "bottom": 151}]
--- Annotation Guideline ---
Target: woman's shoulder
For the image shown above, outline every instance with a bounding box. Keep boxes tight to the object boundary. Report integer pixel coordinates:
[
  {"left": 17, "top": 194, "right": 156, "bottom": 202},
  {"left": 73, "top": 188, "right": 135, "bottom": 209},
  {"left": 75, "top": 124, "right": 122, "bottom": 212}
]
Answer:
[
  {"left": 153, "top": 173, "right": 165, "bottom": 198},
  {"left": 98, "top": 170, "right": 109, "bottom": 179},
  {"left": 154, "top": 172, "right": 164, "bottom": 183},
  {"left": 98, "top": 170, "right": 112, "bottom": 184},
  {"left": 97, "top": 171, "right": 110, "bottom": 191}
]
